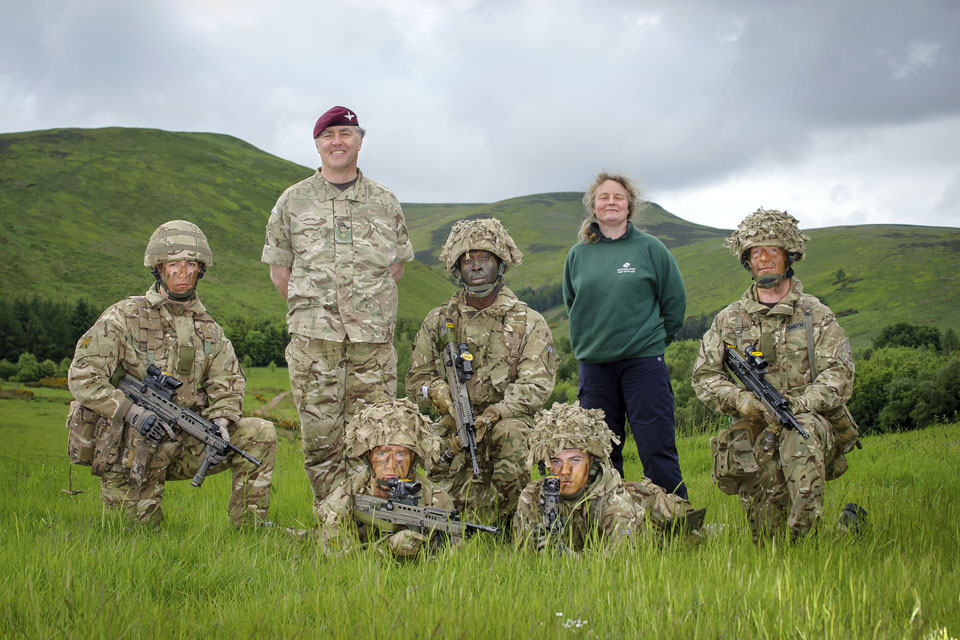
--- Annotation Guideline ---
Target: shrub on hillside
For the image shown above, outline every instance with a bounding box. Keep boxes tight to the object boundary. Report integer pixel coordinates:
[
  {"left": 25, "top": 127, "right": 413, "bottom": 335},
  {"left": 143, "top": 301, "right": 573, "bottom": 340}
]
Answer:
[
  {"left": 0, "top": 358, "right": 17, "bottom": 380},
  {"left": 877, "top": 357, "right": 960, "bottom": 432},
  {"left": 850, "top": 347, "right": 958, "bottom": 434},
  {"left": 15, "top": 353, "right": 40, "bottom": 382},
  {"left": 872, "top": 322, "right": 941, "bottom": 351}
]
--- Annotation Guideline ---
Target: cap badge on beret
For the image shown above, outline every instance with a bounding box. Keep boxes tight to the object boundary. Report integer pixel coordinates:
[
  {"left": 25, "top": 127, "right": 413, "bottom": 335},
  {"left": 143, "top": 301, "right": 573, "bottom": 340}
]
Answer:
[{"left": 313, "top": 106, "right": 359, "bottom": 138}]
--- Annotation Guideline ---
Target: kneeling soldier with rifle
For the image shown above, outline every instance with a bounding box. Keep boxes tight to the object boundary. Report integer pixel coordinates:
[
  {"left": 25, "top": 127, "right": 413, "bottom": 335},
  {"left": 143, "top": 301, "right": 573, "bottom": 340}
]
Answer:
[
  {"left": 315, "top": 398, "right": 496, "bottom": 557},
  {"left": 406, "top": 218, "right": 558, "bottom": 523},
  {"left": 691, "top": 208, "right": 861, "bottom": 542},
  {"left": 66, "top": 221, "right": 276, "bottom": 527},
  {"left": 513, "top": 403, "right": 703, "bottom": 553}
]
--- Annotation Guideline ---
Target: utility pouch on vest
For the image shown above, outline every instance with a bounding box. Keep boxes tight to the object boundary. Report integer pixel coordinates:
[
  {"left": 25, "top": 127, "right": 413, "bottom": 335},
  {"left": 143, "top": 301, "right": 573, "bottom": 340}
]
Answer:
[
  {"left": 711, "top": 427, "right": 759, "bottom": 495},
  {"left": 823, "top": 405, "right": 860, "bottom": 480},
  {"left": 65, "top": 401, "right": 98, "bottom": 466},
  {"left": 90, "top": 415, "right": 127, "bottom": 478}
]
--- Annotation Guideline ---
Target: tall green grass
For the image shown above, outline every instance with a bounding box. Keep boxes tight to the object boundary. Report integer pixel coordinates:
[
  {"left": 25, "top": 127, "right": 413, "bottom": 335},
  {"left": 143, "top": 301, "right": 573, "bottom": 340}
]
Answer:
[{"left": 1, "top": 373, "right": 958, "bottom": 638}]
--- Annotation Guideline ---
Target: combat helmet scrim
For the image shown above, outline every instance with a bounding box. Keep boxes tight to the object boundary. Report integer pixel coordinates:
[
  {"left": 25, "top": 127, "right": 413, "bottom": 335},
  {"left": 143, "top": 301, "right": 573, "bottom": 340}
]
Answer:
[
  {"left": 726, "top": 208, "right": 809, "bottom": 286},
  {"left": 438, "top": 217, "right": 524, "bottom": 297},
  {"left": 342, "top": 398, "right": 443, "bottom": 471},
  {"left": 527, "top": 403, "right": 619, "bottom": 470}
]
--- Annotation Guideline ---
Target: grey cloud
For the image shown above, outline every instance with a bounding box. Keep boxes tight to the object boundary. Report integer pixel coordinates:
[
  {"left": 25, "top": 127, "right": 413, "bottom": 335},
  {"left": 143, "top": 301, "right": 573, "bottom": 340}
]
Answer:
[{"left": 1, "top": 0, "right": 958, "bottom": 227}]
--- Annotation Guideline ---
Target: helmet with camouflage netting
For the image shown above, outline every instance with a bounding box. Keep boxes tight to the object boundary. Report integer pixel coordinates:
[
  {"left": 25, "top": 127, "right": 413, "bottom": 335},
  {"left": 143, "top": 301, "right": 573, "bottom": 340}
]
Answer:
[
  {"left": 527, "top": 402, "right": 619, "bottom": 469},
  {"left": 342, "top": 398, "right": 443, "bottom": 470},
  {"left": 726, "top": 207, "right": 808, "bottom": 271},
  {"left": 438, "top": 217, "right": 524, "bottom": 277},
  {"left": 144, "top": 220, "right": 214, "bottom": 269}
]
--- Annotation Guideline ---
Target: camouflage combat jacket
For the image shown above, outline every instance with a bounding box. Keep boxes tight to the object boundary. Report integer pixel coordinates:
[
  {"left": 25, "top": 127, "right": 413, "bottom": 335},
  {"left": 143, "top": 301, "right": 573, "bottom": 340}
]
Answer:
[
  {"left": 406, "top": 287, "right": 558, "bottom": 419},
  {"left": 316, "top": 466, "right": 454, "bottom": 555},
  {"left": 261, "top": 169, "right": 415, "bottom": 343},
  {"left": 691, "top": 278, "right": 855, "bottom": 417},
  {"left": 67, "top": 287, "right": 244, "bottom": 471},
  {"left": 513, "top": 463, "right": 641, "bottom": 552}
]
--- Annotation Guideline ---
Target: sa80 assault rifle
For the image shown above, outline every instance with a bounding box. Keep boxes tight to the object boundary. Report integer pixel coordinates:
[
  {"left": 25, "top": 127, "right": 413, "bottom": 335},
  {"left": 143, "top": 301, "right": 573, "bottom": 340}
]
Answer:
[
  {"left": 723, "top": 344, "right": 809, "bottom": 439},
  {"left": 353, "top": 478, "right": 498, "bottom": 543},
  {"left": 116, "top": 364, "right": 263, "bottom": 487},
  {"left": 437, "top": 318, "right": 481, "bottom": 477},
  {"left": 538, "top": 475, "right": 568, "bottom": 553}
]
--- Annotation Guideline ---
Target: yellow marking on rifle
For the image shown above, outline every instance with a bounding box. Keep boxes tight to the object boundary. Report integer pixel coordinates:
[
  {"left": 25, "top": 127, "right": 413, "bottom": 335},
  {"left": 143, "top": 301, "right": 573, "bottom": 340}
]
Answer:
[{"left": 462, "top": 353, "right": 473, "bottom": 361}]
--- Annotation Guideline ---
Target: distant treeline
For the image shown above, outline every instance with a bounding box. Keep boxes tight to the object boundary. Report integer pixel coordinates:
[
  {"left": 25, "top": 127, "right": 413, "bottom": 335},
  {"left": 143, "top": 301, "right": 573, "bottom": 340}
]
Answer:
[{"left": 3, "top": 296, "right": 958, "bottom": 436}]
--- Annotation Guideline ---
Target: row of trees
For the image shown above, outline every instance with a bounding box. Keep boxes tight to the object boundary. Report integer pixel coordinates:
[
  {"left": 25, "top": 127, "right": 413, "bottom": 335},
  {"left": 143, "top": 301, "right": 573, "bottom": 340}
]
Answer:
[{"left": 2, "top": 297, "right": 957, "bottom": 435}]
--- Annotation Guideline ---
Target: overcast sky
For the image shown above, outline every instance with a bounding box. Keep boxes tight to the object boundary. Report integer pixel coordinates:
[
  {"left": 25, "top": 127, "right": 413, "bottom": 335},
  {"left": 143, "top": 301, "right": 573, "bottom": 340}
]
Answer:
[{"left": 2, "top": 0, "right": 958, "bottom": 230}]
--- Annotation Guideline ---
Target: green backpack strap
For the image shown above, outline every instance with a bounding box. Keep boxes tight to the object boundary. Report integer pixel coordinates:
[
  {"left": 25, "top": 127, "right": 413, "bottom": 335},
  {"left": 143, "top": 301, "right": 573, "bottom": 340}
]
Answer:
[
  {"left": 731, "top": 301, "right": 743, "bottom": 350},
  {"left": 503, "top": 304, "right": 528, "bottom": 379},
  {"left": 803, "top": 296, "right": 817, "bottom": 382}
]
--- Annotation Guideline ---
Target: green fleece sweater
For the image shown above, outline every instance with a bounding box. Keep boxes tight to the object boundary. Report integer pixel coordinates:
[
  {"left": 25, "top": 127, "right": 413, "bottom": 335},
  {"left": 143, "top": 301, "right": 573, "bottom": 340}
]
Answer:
[{"left": 562, "top": 223, "right": 686, "bottom": 363}]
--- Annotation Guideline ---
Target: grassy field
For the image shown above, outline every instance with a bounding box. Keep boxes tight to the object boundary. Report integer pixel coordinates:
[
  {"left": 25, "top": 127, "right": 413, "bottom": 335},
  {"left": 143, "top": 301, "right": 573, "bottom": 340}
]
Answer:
[{"left": 1, "top": 371, "right": 959, "bottom": 638}]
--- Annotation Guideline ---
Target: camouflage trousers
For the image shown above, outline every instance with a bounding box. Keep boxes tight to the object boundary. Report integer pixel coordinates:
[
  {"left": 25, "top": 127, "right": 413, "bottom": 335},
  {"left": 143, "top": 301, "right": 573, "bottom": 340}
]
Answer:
[
  {"left": 285, "top": 334, "right": 397, "bottom": 507},
  {"left": 736, "top": 413, "right": 834, "bottom": 541},
  {"left": 432, "top": 416, "right": 531, "bottom": 519},
  {"left": 100, "top": 416, "right": 276, "bottom": 527}
]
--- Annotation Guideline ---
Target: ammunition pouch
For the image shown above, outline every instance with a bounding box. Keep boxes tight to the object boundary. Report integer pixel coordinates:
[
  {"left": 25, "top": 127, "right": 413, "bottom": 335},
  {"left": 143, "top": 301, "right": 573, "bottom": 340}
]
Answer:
[
  {"left": 65, "top": 401, "right": 98, "bottom": 466},
  {"left": 710, "top": 427, "right": 759, "bottom": 495},
  {"left": 65, "top": 401, "right": 127, "bottom": 477},
  {"left": 822, "top": 404, "right": 860, "bottom": 481}
]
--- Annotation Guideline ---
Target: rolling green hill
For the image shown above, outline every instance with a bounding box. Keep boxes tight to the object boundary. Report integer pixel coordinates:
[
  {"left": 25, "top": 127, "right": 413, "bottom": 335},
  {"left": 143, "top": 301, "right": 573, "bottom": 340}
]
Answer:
[
  {"left": 2, "top": 126, "right": 956, "bottom": 348},
  {"left": 673, "top": 224, "right": 960, "bottom": 346},
  {"left": 0, "top": 127, "right": 453, "bottom": 323},
  {"left": 404, "top": 194, "right": 727, "bottom": 288}
]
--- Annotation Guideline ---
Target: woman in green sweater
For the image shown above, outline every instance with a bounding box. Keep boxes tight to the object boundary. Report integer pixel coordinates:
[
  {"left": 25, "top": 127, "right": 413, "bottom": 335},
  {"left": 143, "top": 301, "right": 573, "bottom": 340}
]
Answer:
[{"left": 562, "top": 173, "right": 688, "bottom": 499}]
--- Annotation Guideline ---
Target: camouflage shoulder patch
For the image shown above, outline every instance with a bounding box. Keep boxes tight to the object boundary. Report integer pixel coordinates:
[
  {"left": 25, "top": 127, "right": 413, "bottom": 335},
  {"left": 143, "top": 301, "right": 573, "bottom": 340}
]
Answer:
[{"left": 76, "top": 331, "right": 99, "bottom": 357}]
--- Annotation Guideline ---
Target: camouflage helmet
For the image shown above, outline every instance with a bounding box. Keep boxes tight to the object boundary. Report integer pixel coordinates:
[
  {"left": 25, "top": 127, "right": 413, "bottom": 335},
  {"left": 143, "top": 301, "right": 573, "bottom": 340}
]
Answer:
[
  {"left": 342, "top": 398, "right": 443, "bottom": 469},
  {"left": 726, "top": 207, "right": 808, "bottom": 268},
  {"left": 144, "top": 220, "right": 214, "bottom": 269},
  {"left": 526, "top": 403, "right": 619, "bottom": 468},
  {"left": 438, "top": 218, "right": 523, "bottom": 276}
]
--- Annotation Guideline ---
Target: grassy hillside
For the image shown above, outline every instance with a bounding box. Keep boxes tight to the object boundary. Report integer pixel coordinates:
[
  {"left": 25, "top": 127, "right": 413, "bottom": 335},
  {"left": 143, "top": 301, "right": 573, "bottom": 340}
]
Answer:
[
  {"left": 674, "top": 224, "right": 960, "bottom": 346},
  {"left": 404, "top": 195, "right": 727, "bottom": 288},
  {"left": 2, "top": 126, "right": 956, "bottom": 348},
  {"left": 0, "top": 127, "right": 452, "bottom": 322}
]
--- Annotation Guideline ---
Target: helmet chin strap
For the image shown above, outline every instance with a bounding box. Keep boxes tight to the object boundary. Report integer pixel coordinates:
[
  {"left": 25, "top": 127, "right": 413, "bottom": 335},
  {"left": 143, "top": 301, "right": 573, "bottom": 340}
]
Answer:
[
  {"left": 460, "top": 262, "right": 505, "bottom": 297},
  {"left": 755, "top": 266, "right": 794, "bottom": 289},
  {"left": 153, "top": 264, "right": 205, "bottom": 301}
]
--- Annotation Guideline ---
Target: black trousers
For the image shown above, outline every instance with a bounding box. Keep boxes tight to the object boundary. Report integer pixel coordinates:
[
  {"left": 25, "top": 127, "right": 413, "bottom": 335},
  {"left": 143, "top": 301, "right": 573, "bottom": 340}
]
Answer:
[{"left": 578, "top": 355, "right": 688, "bottom": 500}]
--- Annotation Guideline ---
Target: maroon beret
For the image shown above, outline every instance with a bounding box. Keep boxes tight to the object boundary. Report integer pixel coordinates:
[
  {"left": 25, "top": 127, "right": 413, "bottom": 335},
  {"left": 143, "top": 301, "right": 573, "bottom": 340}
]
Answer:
[{"left": 313, "top": 106, "right": 359, "bottom": 138}]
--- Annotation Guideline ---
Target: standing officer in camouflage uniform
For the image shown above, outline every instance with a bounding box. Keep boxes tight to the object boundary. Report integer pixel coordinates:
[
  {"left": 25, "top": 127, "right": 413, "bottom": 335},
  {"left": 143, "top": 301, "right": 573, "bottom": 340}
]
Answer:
[
  {"left": 261, "top": 106, "right": 415, "bottom": 507},
  {"left": 513, "top": 403, "right": 701, "bottom": 552},
  {"left": 691, "top": 208, "right": 857, "bottom": 541},
  {"left": 67, "top": 221, "right": 276, "bottom": 527},
  {"left": 314, "top": 398, "right": 453, "bottom": 557},
  {"left": 406, "top": 218, "right": 558, "bottom": 519}
]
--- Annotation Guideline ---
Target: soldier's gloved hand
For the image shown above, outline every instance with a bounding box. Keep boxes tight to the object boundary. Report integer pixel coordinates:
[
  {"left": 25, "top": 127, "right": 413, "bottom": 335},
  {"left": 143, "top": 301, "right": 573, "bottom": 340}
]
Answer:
[
  {"left": 208, "top": 417, "right": 232, "bottom": 467},
  {"left": 736, "top": 392, "right": 765, "bottom": 420},
  {"left": 427, "top": 381, "right": 454, "bottom": 417},
  {"left": 386, "top": 529, "right": 429, "bottom": 558},
  {"left": 473, "top": 405, "right": 502, "bottom": 442},
  {"left": 437, "top": 416, "right": 460, "bottom": 465},
  {"left": 789, "top": 396, "right": 811, "bottom": 415},
  {"left": 122, "top": 400, "right": 176, "bottom": 443}
]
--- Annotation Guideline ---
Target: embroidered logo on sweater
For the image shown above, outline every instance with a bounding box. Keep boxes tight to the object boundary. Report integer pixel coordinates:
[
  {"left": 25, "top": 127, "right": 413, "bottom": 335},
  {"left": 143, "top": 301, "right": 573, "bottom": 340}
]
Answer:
[{"left": 617, "top": 262, "right": 636, "bottom": 274}]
